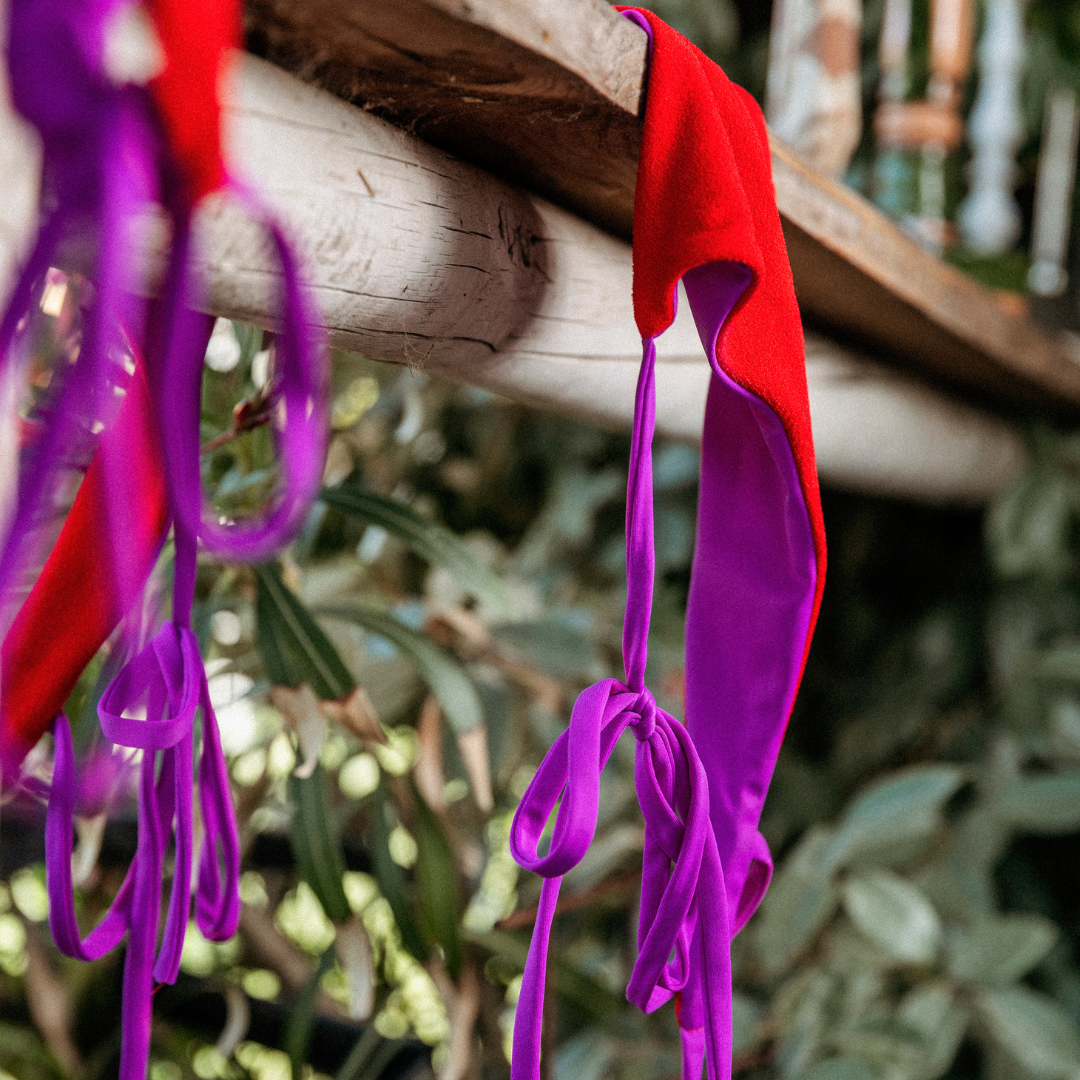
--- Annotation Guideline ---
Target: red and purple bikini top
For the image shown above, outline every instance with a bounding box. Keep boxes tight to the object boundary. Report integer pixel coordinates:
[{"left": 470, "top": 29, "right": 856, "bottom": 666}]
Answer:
[
  {"left": 0, "top": 7, "right": 823, "bottom": 1080},
  {"left": 509, "top": 11, "right": 825, "bottom": 1080}
]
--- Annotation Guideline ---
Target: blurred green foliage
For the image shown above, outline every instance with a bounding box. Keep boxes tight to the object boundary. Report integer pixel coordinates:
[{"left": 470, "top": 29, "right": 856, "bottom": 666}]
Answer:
[{"left": 1, "top": 323, "right": 1080, "bottom": 1080}]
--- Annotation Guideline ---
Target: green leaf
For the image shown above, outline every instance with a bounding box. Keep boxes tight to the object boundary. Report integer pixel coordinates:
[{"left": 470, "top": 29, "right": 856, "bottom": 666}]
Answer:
[
  {"left": 288, "top": 767, "right": 351, "bottom": 924},
  {"left": 977, "top": 987, "right": 1080, "bottom": 1078},
  {"left": 284, "top": 946, "right": 335, "bottom": 1079},
  {"left": 997, "top": 772, "right": 1080, "bottom": 833},
  {"left": 468, "top": 929, "right": 622, "bottom": 1021},
  {"left": 895, "top": 981, "right": 970, "bottom": 1076},
  {"left": 255, "top": 562, "right": 355, "bottom": 699},
  {"left": 321, "top": 485, "right": 512, "bottom": 614},
  {"left": 823, "top": 766, "right": 965, "bottom": 871},
  {"left": 335, "top": 1028, "right": 404, "bottom": 1080},
  {"left": 412, "top": 785, "right": 464, "bottom": 977},
  {"left": 946, "top": 914, "right": 1058, "bottom": 987},
  {"left": 370, "top": 788, "right": 429, "bottom": 961},
  {"left": 986, "top": 466, "right": 1073, "bottom": 581},
  {"left": 795, "top": 1061, "right": 878, "bottom": 1080},
  {"left": 316, "top": 604, "right": 483, "bottom": 734},
  {"left": 842, "top": 871, "right": 941, "bottom": 964},
  {"left": 756, "top": 826, "right": 839, "bottom": 978},
  {"left": 1036, "top": 643, "right": 1080, "bottom": 683}
]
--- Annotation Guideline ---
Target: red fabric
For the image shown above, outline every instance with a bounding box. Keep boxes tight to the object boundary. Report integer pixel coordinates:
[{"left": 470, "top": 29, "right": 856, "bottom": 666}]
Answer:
[
  {"left": 145, "top": 0, "right": 240, "bottom": 205},
  {"left": 0, "top": 360, "right": 169, "bottom": 771},
  {"left": 617, "top": 7, "right": 826, "bottom": 670}
]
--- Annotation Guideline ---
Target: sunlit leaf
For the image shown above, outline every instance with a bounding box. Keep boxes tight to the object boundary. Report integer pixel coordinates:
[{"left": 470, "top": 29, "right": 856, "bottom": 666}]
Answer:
[
  {"left": 321, "top": 485, "right": 511, "bottom": 614},
  {"left": 842, "top": 871, "right": 941, "bottom": 965},
  {"left": 316, "top": 604, "right": 483, "bottom": 734},
  {"left": 370, "top": 788, "right": 428, "bottom": 961},
  {"left": 256, "top": 562, "right": 354, "bottom": 699}
]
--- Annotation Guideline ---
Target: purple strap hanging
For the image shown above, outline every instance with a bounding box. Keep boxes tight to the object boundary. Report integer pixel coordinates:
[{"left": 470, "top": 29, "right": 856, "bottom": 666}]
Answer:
[
  {"left": 510, "top": 281, "right": 749, "bottom": 1080},
  {"left": 0, "top": 3, "right": 327, "bottom": 1078}
]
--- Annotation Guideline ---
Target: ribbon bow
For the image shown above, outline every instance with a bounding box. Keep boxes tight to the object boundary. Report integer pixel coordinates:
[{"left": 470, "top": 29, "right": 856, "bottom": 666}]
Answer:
[
  {"left": 509, "top": 341, "right": 735, "bottom": 1080},
  {"left": 46, "top": 614, "right": 239, "bottom": 1080}
]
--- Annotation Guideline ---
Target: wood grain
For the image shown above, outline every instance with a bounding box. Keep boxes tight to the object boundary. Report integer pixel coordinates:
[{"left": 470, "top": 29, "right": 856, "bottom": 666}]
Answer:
[
  {"left": 246, "top": 0, "right": 1080, "bottom": 416},
  {"left": 0, "top": 53, "right": 1025, "bottom": 501}
]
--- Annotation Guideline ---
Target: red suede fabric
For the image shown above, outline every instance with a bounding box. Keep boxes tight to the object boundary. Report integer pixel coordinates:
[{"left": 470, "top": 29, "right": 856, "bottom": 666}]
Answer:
[
  {"left": 0, "top": 361, "right": 168, "bottom": 773},
  {"left": 617, "top": 7, "right": 826, "bottom": 671},
  {"left": 146, "top": 0, "right": 239, "bottom": 205}
]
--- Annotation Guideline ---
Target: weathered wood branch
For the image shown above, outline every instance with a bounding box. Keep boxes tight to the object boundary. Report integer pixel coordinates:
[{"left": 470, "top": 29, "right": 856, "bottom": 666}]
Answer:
[
  {"left": 246, "top": 0, "right": 1080, "bottom": 417},
  {"left": 0, "top": 56, "right": 1023, "bottom": 502}
]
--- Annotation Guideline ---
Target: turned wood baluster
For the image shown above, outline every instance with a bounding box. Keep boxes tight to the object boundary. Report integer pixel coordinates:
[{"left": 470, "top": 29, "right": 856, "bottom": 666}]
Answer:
[
  {"left": 873, "top": 0, "right": 975, "bottom": 250},
  {"left": 957, "top": 0, "right": 1027, "bottom": 255},
  {"left": 1028, "top": 88, "right": 1080, "bottom": 297},
  {"left": 766, "top": 0, "right": 863, "bottom": 179}
]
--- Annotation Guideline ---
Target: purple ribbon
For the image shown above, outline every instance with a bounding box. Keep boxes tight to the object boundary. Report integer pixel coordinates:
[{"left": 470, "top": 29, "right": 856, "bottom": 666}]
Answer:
[
  {"left": 510, "top": 338, "right": 733, "bottom": 1080},
  {"left": 47, "top": 618, "right": 240, "bottom": 1079}
]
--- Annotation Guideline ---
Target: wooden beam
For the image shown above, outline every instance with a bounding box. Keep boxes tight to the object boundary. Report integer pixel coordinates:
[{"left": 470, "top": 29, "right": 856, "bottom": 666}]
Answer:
[
  {"left": 246, "top": 0, "right": 1080, "bottom": 416},
  {"left": 196, "top": 59, "right": 1029, "bottom": 504},
  {"left": 0, "top": 56, "right": 1024, "bottom": 503}
]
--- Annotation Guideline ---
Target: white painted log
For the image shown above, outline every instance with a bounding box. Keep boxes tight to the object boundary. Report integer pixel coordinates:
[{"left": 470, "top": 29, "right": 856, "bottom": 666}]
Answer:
[{"left": 0, "top": 53, "right": 1024, "bottom": 503}]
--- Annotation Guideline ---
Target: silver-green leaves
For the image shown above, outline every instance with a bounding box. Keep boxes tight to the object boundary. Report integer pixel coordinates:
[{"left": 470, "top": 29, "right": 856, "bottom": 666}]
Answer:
[{"left": 841, "top": 872, "right": 941, "bottom": 965}]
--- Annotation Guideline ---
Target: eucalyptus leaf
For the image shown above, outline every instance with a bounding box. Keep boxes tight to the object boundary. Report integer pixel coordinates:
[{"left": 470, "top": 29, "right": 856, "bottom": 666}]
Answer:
[
  {"left": 317, "top": 604, "right": 483, "bottom": 733},
  {"left": 1036, "top": 643, "right": 1080, "bottom": 684},
  {"left": 288, "top": 767, "right": 351, "bottom": 924},
  {"left": 772, "top": 968, "right": 835, "bottom": 1077},
  {"left": 842, "top": 871, "right": 941, "bottom": 965},
  {"left": 977, "top": 987, "right": 1080, "bottom": 1078},
  {"left": 412, "top": 785, "right": 463, "bottom": 977},
  {"left": 997, "top": 772, "right": 1080, "bottom": 832},
  {"left": 986, "top": 467, "right": 1073, "bottom": 581},
  {"left": 554, "top": 1030, "right": 615, "bottom": 1080},
  {"left": 756, "top": 826, "right": 839, "bottom": 979},
  {"left": 946, "top": 914, "right": 1058, "bottom": 987},
  {"left": 256, "top": 562, "right": 355, "bottom": 700},
  {"left": 895, "top": 981, "right": 969, "bottom": 1078},
  {"left": 732, "top": 992, "right": 766, "bottom": 1056},
  {"left": 321, "top": 485, "right": 511, "bottom": 614},
  {"left": 823, "top": 767, "right": 965, "bottom": 871}
]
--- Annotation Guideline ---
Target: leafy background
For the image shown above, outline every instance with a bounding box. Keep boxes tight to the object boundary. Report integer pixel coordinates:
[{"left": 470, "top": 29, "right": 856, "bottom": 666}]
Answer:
[
  {"left": 7, "top": 2, "right": 1080, "bottom": 1080},
  {"left": 1, "top": 314, "right": 1079, "bottom": 1080}
]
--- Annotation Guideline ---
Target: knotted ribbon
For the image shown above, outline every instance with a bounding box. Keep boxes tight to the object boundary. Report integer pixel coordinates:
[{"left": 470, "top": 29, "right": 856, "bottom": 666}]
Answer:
[
  {"left": 510, "top": 340, "right": 733, "bottom": 1080},
  {"left": 510, "top": 11, "right": 828, "bottom": 1079},
  {"left": 1, "top": 0, "right": 328, "bottom": 777}
]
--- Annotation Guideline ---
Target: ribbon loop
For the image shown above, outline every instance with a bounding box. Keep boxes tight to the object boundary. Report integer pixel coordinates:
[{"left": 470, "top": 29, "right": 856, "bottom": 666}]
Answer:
[
  {"left": 97, "top": 624, "right": 200, "bottom": 750},
  {"left": 510, "top": 676, "right": 733, "bottom": 1080}
]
